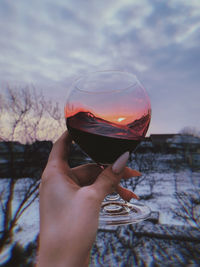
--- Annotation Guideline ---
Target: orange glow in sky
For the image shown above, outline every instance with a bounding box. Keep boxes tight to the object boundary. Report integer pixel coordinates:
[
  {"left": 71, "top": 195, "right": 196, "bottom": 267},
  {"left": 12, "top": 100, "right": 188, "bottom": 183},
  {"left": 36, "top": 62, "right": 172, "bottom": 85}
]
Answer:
[{"left": 65, "top": 104, "right": 149, "bottom": 125}]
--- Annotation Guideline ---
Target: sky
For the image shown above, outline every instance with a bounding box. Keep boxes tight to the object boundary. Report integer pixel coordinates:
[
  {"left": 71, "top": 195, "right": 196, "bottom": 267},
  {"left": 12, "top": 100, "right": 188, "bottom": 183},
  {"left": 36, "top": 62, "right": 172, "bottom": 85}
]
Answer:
[{"left": 0, "top": 0, "right": 200, "bottom": 135}]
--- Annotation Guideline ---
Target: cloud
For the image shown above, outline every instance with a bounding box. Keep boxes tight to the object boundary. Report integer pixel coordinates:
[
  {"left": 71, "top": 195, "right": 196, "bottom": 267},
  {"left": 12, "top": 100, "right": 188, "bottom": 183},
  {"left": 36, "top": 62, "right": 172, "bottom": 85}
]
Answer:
[{"left": 0, "top": 0, "right": 200, "bottom": 133}]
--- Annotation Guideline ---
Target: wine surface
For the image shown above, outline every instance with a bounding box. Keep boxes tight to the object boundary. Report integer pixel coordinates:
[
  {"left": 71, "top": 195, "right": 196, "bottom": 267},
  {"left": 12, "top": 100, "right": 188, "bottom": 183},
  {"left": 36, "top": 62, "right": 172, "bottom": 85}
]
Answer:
[{"left": 66, "top": 111, "right": 150, "bottom": 164}]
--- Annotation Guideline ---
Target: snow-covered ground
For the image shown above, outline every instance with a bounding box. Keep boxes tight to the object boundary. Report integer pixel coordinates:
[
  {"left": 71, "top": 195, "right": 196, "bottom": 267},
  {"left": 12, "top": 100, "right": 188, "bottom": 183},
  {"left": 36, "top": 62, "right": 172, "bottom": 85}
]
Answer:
[{"left": 0, "top": 153, "right": 199, "bottom": 248}]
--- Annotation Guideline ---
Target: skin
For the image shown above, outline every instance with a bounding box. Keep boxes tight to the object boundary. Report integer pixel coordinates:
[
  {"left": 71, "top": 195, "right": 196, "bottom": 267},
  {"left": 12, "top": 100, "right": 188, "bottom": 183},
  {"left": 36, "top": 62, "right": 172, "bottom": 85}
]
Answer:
[{"left": 37, "top": 131, "right": 141, "bottom": 267}]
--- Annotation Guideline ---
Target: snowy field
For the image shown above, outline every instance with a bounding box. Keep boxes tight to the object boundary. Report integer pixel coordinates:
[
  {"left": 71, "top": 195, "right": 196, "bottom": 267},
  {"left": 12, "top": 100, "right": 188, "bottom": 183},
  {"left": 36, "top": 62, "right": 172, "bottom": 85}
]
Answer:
[{"left": 0, "top": 153, "right": 199, "bottom": 248}]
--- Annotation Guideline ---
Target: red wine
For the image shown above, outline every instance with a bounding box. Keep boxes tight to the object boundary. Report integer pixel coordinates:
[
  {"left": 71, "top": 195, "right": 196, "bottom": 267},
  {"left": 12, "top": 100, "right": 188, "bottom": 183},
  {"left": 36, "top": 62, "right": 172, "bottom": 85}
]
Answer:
[{"left": 66, "top": 111, "right": 150, "bottom": 164}]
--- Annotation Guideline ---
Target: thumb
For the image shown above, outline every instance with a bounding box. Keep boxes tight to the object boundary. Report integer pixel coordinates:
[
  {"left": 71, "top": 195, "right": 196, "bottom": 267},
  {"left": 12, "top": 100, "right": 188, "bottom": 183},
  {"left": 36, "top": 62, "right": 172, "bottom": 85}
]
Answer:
[{"left": 91, "top": 152, "right": 129, "bottom": 201}]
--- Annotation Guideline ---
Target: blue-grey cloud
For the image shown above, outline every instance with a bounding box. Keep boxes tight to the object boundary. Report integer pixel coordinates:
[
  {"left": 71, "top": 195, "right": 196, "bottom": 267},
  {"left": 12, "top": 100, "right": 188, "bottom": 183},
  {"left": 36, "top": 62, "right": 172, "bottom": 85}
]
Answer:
[{"left": 0, "top": 0, "right": 200, "bottom": 134}]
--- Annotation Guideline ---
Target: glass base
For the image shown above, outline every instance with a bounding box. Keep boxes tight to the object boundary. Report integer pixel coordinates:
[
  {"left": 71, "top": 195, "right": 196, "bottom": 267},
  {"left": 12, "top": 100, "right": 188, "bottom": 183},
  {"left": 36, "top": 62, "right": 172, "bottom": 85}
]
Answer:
[{"left": 99, "top": 194, "right": 151, "bottom": 226}]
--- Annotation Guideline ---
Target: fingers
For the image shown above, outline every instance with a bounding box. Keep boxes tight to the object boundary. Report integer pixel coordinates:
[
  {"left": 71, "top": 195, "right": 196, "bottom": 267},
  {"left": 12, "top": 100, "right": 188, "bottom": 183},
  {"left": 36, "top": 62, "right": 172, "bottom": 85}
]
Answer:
[
  {"left": 117, "top": 185, "right": 139, "bottom": 201},
  {"left": 70, "top": 164, "right": 141, "bottom": 187},
  {"left": 123, "top": 167, "right": 141, "bottom": 179},
  {"left": 91, "top": 152, "right": 129, "bottom": 200},
  {"left": 117, "top": 167, "right": 141, "bottom": 201},
  {"left": 48, "top": 131, "right": 72, "bottom": 163},
  {"left": 70, "top": 164, "right": 102, "bottom": 186},
  {"left": 89, "top": 151, "right": 142, "bottom": 201},
  {"left": 42, "top": 131, "right": 72, "bottom": 179}
]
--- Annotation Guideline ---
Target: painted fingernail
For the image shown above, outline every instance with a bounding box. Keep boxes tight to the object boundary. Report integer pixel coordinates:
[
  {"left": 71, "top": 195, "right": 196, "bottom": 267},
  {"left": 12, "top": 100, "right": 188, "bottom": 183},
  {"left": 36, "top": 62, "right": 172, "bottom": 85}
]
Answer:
[
  {"left": 126, "top": 167, "right": 142, "bottom": 177},
  {"left": 131, "top": 192, "right": 140, "bottom": 200},
  {"left": 112, "top": 152, "right": 129, "bottom": 174}
]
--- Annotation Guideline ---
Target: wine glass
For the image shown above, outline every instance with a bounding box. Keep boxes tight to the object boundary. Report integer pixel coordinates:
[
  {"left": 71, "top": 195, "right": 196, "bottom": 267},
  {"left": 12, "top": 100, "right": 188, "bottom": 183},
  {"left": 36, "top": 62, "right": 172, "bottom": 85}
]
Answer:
[{"left": 65, "top": 70, "right": 151, "bottom": 226}]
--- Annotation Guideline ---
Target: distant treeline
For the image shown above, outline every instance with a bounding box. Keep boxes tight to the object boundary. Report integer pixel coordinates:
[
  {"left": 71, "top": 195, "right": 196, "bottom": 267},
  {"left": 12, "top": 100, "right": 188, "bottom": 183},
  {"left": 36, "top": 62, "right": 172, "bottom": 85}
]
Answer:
[
  {"left": 0, "top": 140, "right": 89, "bottom": 178},
  {"left": 0, "top": 134, "right": 200, "bottom": 178},
  {"left": 0, "top": 141, "right": 53, "bottom": 178}
]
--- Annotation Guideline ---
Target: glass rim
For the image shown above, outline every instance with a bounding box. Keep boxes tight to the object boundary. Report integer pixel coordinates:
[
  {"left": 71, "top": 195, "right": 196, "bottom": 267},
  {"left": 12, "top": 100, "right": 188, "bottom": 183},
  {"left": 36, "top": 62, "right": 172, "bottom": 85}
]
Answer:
[{"left": 74, "top": 70, "right": 139, "bottom": 94}]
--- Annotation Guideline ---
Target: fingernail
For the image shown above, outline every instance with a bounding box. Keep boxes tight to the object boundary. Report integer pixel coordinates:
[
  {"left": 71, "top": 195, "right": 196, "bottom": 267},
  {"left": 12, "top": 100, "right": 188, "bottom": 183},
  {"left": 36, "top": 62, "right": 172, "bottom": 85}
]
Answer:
[
  {"left": 112, "top": 152, "right": 129, "bottom": 174},
  {"left": 126, "top": 168, "right": 142, "bottom": 177},
  {"left": 131, "top": 192, "right": 140, "bottom": 200}
]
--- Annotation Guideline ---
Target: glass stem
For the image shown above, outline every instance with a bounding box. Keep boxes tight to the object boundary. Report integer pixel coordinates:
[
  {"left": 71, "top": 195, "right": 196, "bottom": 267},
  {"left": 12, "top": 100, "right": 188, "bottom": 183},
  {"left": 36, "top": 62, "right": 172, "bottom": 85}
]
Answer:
[{"left": 105, "top": 192, "right": 120, "bottom": 201}]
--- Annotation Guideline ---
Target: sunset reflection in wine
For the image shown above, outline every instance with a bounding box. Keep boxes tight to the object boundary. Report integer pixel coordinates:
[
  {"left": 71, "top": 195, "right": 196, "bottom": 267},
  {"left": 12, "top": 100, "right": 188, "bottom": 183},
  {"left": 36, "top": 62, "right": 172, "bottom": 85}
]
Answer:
[{"left": 66, "top": 111, "right": 150, "bottom": 164}]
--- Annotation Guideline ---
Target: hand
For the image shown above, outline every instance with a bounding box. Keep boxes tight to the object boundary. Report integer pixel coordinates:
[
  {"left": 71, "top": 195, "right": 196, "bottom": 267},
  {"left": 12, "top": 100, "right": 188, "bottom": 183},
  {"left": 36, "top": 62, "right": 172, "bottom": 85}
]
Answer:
[{"left": 37, "top": 131, "right": 141, "bottom": 267}]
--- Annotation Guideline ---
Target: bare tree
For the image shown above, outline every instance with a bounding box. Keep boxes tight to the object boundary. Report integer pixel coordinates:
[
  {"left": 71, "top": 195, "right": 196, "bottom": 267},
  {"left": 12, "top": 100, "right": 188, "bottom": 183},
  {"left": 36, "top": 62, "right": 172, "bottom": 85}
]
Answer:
[
  {"left": 169, "top": 129, "right": 200, "bottom": 230},
  {"left": 1, "top": 86, "right": 65, "bottom": 143},
  {"left": 0, "top": 86, "right": 65, "bottom": 251},
  {"left": 122, "top": 151, "right": 156, "bottom": 200},
  {"left": 180, "top": 126, "right": 200, "bottom": 138},
  {"left": 173, "top": 171, "right": 200, "bottom": 230},
  {"left": 0, "top": 179, "right": 40, "bottom": 250}
]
